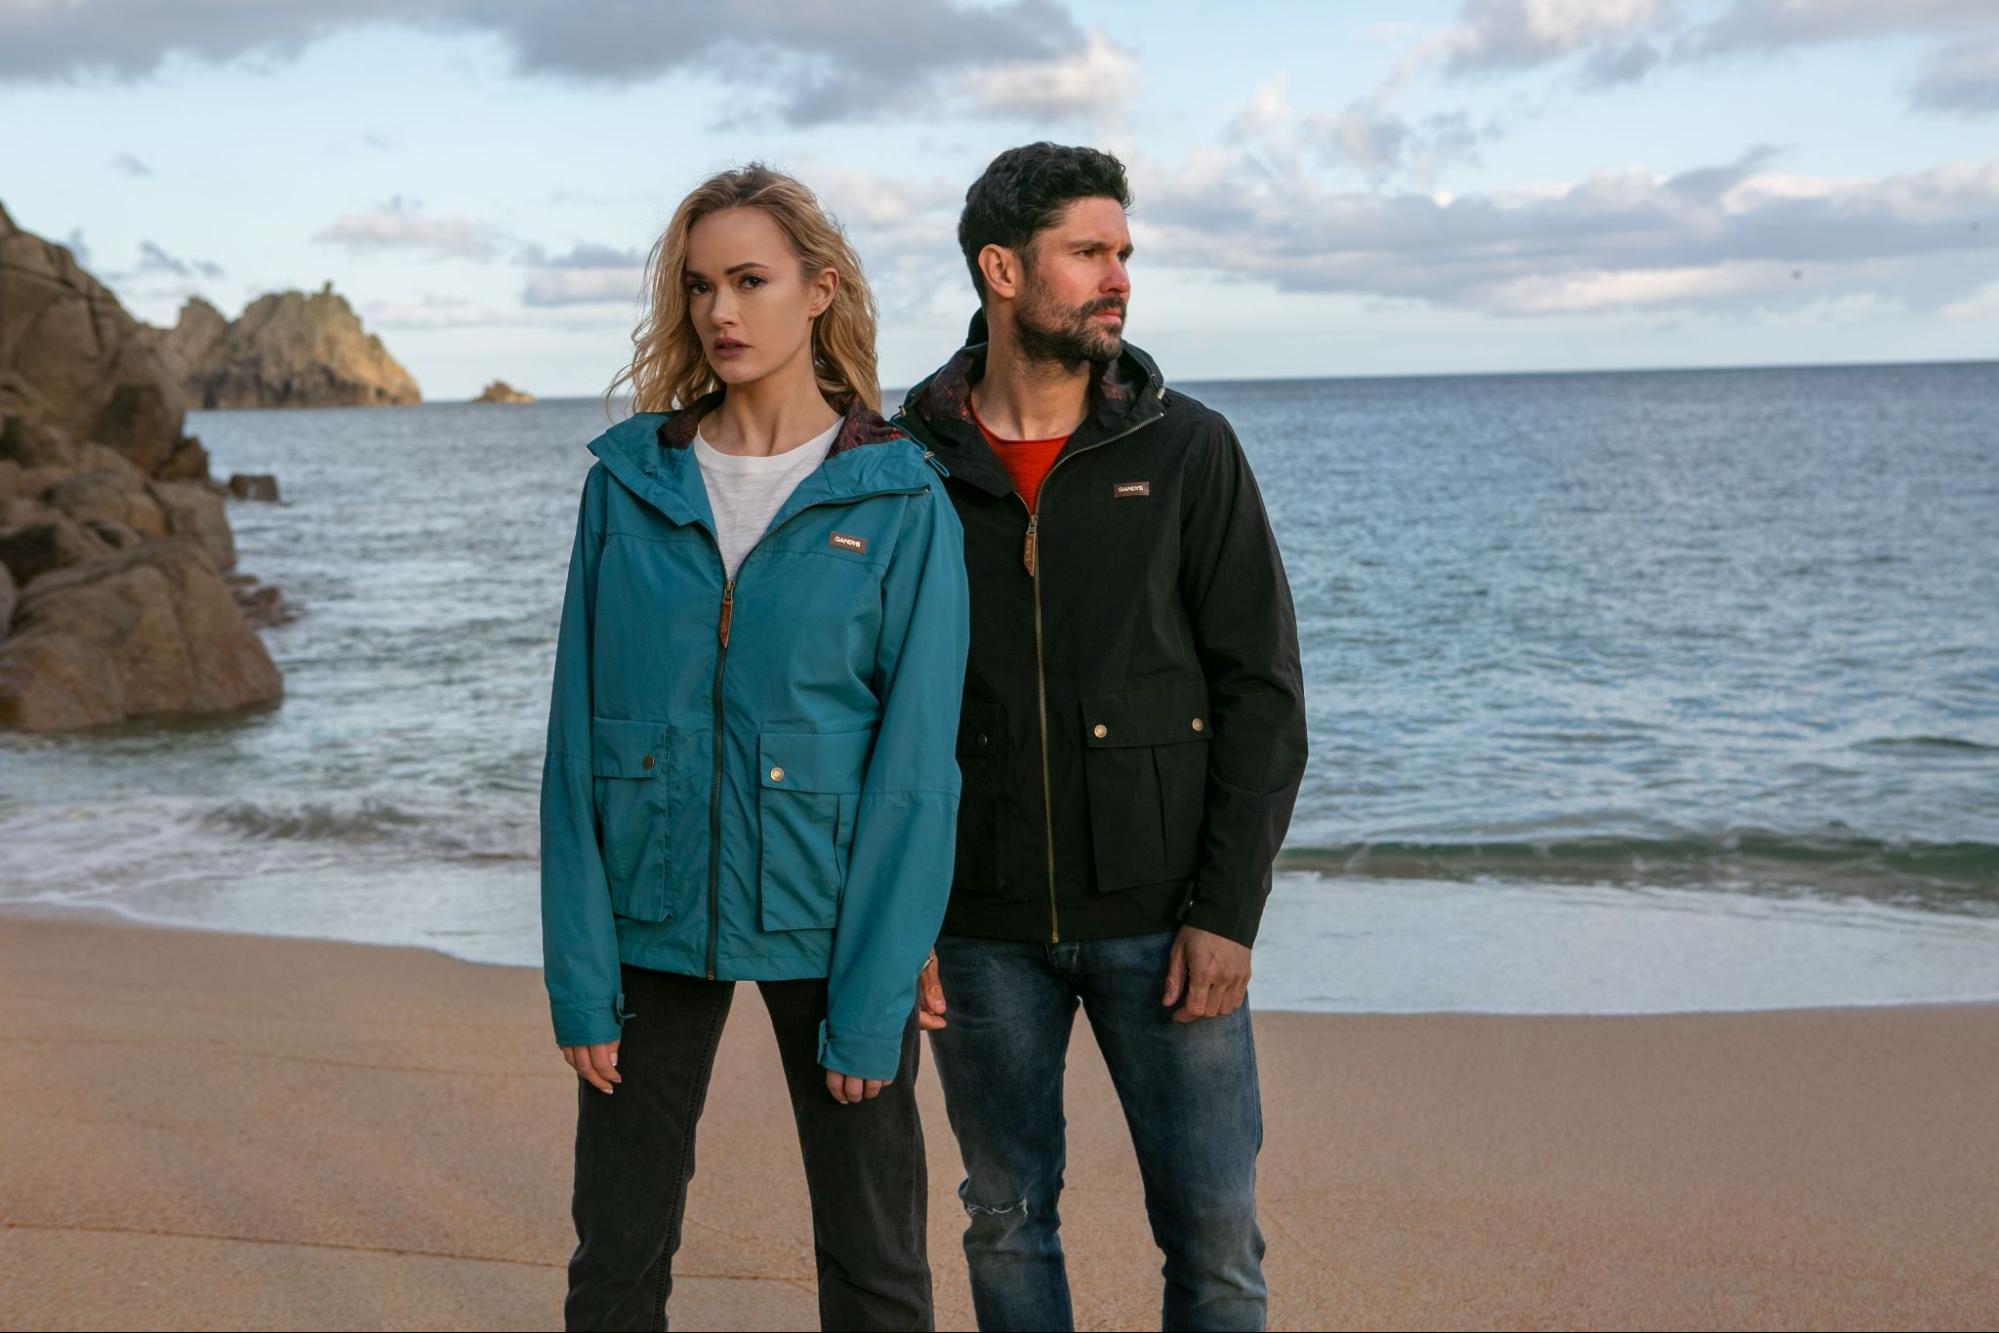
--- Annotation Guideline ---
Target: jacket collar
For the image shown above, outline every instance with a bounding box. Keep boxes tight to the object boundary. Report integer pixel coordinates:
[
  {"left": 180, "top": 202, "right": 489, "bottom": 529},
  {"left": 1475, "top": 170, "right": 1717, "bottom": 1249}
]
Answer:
[
  {"left": 588, "top": 390, "right": 928, "bottom": 534},
  {"left": 657, "top": 387, "right": 905, "bottom": 456},
  {"left": 895, "top": 311, "right": 1167, "bottom": 499}
]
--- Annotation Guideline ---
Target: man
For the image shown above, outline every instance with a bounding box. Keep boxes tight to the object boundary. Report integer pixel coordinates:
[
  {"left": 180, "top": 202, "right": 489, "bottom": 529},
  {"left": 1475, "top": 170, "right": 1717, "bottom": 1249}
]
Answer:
[{"left": 894, "top": 142, "right": 1307, "bottom": 1332}]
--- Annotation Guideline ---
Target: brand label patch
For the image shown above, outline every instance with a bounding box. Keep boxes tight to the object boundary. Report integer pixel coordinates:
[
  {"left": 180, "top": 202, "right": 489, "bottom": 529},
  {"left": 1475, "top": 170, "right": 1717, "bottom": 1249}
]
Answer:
[
  {"left": 829, "top": 531, "right": 868, "bottom": 554},
  {"left": 1113, "top": 481, "right": 1152, "bottom": 498}
]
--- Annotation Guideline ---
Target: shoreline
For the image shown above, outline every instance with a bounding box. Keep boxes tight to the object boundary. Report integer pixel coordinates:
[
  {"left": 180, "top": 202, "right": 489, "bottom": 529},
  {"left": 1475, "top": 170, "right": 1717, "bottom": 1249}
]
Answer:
[
  {"left": 3, "top": 911, "right": 1996, "bottom": 1330},
  {"left": 9, "top": 885, "right": 1998, "bottom": 1020}
]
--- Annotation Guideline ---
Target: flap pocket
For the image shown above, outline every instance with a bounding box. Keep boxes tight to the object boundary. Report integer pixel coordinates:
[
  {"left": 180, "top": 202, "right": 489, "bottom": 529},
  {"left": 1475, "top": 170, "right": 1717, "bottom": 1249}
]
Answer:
[
  {"left": 590, "top": 717, "right": 667, "bottom": 778},
  {"left": 1079, "top": 680, "right": 1213, "bottom": 749},
  {"left": 957, "top": 700, "right": 1003, "bottom": 758},
  {"left": 759, "top": 730, "right": 874, "bottom": 793}
]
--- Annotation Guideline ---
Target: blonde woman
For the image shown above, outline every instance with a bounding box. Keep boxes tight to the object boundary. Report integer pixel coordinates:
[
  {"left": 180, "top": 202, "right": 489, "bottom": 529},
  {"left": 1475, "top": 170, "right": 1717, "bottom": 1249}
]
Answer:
[{"left": 539, "top": 165, "right": 968, "bottom": 1331}]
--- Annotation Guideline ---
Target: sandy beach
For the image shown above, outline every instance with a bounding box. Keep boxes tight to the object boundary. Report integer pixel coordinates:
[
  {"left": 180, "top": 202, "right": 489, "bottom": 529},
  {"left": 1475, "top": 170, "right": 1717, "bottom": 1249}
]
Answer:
[{"left": 1, "top": 910, "right": 1994, "bottom": 1332}]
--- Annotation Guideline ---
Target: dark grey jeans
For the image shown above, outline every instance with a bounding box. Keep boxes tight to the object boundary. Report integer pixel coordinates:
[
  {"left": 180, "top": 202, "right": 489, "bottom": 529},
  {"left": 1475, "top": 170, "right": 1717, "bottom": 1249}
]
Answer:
[{"left": 563, "top": 961, "right": 932, "bottom": 1332}]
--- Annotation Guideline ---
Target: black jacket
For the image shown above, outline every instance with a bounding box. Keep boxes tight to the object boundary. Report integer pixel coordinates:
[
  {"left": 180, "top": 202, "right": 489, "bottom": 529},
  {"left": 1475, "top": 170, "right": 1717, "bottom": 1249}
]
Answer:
[{"left": 893, "top": 326, "right": 1306, "bottom": 947}]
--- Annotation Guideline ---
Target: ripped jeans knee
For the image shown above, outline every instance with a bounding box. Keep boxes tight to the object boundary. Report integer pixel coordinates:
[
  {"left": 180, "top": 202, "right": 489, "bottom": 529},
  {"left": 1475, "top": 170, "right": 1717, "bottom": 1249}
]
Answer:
[
  {"left": 957, "top": 1177, "right": 1059, "bottom": 1258},
  {"left": 962, "top": 1194, "right": 1030, "bottom": 1219}
]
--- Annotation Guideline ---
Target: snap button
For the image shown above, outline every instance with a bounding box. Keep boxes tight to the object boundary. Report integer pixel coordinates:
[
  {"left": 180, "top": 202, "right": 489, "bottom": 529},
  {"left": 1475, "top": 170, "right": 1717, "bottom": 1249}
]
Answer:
[
  {"left": 641, "top": 755, "right": 654, "bottom": 768},
  {"left": 642, "top": 464, "right": 656, "bottom": 476},
  {"left": 769, "top": 766, "right": 784, "bottom": 782},
  {"left": 1092, "top": 723, "right": 1108, "bottom": 739},
  {"left": 1191, "top": 718, "right": 1205, "bottom": 732},
  {"left": 977, "top": 733, "right": 989, "bottom": 747}
]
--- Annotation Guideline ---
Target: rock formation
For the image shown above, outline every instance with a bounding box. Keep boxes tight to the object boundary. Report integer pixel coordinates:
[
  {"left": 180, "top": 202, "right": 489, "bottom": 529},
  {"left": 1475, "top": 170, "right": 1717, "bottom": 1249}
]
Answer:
[
  {"left": 473, "top": 379, "right": 535, "bottom": 403},
  {"left": 147, "top": 283, "right": 420, "bottom": 409},
  {"left": 0, "top": 199, "right": 283, "bottom": 731},
  {"left": 0, "top": 201, "right": 208, "bottom": 478}
]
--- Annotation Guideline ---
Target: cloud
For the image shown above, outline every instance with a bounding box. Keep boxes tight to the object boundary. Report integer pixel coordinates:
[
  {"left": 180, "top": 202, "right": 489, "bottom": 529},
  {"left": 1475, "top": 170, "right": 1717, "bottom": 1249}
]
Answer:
[
  {"left": 1439, "top": 0, "right": 1681, "bottom": 79},
  {"left": 1912, "top": 35, "right": 1999, "bottom": 116},
  {"left": 519, "top": 242, "right": 646, "bottom": 270},
  {"left": 1422, "top": 0, "right": 1999, "bottom": 114},
  {"left": 0, "top": 0, "right": 1132, "bottom": 124},
  {"left": 1690, "top": 0, "right": 1999, "bottom": 55},
  {"left": 135, "top": 240, "right": 223, "bottom": 279},
  {"left": 311, "top": 196, "right": 503, "bottom": 260},
  {"left": 1131, "top": 136, "right": 1999, "bottom": 319},
  {"left": 965, "top": 29, "right": 1137, "bottom": 120},
  {"left": 520, "top": 268, "right": 644, "bottom": 308},
  {"left": 1221, "top": 74, "right": 1492, "bottom": 191},
  {"left": 361, "top": 291, "right": 628, "bottom": 329},
  {"left": 110, "top": 152, "right": 153, "bottom": 177}
]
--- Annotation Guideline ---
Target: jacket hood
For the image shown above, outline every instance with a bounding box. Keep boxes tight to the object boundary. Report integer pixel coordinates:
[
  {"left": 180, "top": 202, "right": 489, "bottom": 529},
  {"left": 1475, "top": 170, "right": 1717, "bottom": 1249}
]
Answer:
[{"left": 587, "top": 390, "right": 937, "bottom": 530}]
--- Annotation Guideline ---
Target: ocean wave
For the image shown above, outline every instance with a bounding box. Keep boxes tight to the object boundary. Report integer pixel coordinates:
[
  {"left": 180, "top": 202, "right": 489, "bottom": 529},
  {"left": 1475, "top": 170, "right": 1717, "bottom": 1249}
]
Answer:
[
  {"left": 1277, "top": 831, "right": 1999, "bottom": 911},
  {"left": 195, "top": 800, "right": 534, "bottom": 861},
  {"left": 1856, "top": 735, "right": 1999, "bottom": 755}
]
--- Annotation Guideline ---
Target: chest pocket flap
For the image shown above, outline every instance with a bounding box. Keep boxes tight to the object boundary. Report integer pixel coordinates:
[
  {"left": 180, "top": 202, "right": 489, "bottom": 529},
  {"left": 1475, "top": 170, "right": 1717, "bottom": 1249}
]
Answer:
[
  {"left": 1079, "top": 679, "right": 1213, "bottom": 749},
  {"left": 591, "top": 717, "right": 667, "bottom": 777}
]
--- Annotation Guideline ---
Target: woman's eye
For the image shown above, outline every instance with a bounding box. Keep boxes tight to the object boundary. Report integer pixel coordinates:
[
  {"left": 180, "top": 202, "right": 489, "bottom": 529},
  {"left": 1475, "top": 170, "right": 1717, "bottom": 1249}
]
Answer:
[
  {"left": 739, "top": 274, "right": 765, "bottom": 290},
  {"left": 685, "top": 281, "right": 708, "bottom": 295}
]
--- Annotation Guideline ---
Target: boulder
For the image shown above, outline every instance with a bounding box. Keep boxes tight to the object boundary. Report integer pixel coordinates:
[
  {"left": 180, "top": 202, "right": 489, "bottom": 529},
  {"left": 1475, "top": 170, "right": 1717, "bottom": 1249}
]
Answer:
[
  {"left": 153, "top": 434, "right": 212, "bottom": 482},
  {"left": 473, "top": 379, "right": 535, "bottom": 404},
  {"left": 0, "top": 414, "right": 76, "bottom": 468},
  {"left": 0, "top": 540, "right": 281, "bottom": 732},
  {"left": 148, "top": 296, "right": 228, "bottom": 386},
  {"left": 226, "top": 473, "right": 280, "bottom": 502},
  {"left": 81, "top": 518, "right": 143, "bottom": 550},
  {"left": 0, "top": 202, "right": 188, "bottom": 473},
  {"left": 42, "top": 471, "right": 169, "bottom": 537},
  {"left": 0, "top": 513, "right": 111, "bottom": 585},
  {"left": 224, "top": 572, "right": 295, "bottom": 629},
  {"left": 148, "top": 479, "right": 234, "bottom": 571}
]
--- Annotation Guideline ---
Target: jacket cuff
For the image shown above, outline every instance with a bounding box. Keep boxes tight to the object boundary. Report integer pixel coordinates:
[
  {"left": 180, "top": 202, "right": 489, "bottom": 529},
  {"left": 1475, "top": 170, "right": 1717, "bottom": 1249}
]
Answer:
[
  {"left": 550, "top": 991, "right": 634, "bottom": 1048},
  {"left": 816, "top": 1021, "right": 905, "bottom": 1082},
  {"left": 1181, "top": 890, "right": 1265, "bottom": 949}
]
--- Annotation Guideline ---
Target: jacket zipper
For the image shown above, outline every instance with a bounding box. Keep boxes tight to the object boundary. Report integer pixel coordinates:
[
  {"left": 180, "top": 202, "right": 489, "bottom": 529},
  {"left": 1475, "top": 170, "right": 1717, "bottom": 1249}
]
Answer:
[
  {"left": 693, "top": 479, "right": 928, "bottom": 982},
  {"left": 1016, "top": 413, "right": 1157, "bottom": 945},
  {"left": 706, "top": 577, "right": 734, "bottom": 980}
]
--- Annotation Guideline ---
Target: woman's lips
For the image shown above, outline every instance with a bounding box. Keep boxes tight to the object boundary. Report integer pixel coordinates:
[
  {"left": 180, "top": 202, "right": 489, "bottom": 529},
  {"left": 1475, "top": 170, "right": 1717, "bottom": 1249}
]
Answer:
[{"left": 713, "top": 339, "right": 748, "bottom": 359}]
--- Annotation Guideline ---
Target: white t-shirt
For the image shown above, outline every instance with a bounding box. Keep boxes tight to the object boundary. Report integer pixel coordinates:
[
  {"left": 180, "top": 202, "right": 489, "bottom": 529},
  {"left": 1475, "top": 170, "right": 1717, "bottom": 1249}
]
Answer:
[{"left": 693, "top": 418, "right": 840, "bottom": 580}]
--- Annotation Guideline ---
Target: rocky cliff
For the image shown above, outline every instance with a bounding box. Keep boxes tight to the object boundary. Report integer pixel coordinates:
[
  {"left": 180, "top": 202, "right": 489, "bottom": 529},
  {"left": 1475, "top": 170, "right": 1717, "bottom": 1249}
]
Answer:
[
  {"left": 150, "top": 283, "right": 420, "bottom": 410},
  {"left": 0, "top": 200, "right": 283, "bottom": 732}
]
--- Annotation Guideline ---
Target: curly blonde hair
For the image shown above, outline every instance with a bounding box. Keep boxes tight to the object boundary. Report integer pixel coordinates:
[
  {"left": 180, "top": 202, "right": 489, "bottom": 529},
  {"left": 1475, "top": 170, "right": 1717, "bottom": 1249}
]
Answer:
[{"left": 608, "top": 164, "right": 880, "bottom": 415}]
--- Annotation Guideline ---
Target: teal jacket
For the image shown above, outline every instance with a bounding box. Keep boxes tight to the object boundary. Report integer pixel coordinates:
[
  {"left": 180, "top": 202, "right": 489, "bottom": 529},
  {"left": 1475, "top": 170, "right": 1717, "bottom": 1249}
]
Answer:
[{"left": 539, "top": 394, "right": 969, "bottom": 1081}]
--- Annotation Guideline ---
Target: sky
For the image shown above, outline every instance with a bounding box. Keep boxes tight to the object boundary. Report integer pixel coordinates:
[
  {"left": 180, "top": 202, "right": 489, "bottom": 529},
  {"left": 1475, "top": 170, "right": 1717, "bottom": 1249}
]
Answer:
[{"left": 2, "top": 0, "right": 1996, "bottom": 399}]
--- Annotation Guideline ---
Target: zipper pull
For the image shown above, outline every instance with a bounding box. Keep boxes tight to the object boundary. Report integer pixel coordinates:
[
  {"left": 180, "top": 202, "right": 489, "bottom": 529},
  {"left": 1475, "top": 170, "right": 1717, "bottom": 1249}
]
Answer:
[
  {"left": 1022, "top": 513, "right": 1038, "bottom": 576},
  {"left": 718, "top": 580, "right": 735, "bottom": 647}
]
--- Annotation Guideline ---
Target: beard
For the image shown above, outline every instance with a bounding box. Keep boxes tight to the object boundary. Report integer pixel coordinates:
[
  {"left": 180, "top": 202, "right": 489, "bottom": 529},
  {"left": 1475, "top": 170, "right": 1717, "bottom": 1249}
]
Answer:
[{"left": 1014, "top": 279, "right": 1125, "bottom": 370}]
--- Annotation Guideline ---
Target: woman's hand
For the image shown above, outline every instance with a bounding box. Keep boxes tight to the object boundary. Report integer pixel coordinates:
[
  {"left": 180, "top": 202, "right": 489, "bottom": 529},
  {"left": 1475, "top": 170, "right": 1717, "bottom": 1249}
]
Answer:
[
  {"left": 562, "top": 1040, "right": 622, "bottom": 1094},
  {"left": 825, "top": 1069, "right": 889, "bottom": 1104}
]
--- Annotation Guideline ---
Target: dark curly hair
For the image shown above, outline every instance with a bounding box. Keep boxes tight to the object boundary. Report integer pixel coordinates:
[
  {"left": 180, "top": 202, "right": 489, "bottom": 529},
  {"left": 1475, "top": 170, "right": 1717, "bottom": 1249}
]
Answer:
[{"left": 958, "top": 142, "right": 1132, "bottom": 301}]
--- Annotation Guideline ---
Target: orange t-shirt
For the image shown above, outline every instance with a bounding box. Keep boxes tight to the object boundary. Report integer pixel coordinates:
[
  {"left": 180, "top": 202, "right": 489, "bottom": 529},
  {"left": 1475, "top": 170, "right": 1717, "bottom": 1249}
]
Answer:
[{"left": 970, "top": 400, "right": 1068, "bottom": 512}]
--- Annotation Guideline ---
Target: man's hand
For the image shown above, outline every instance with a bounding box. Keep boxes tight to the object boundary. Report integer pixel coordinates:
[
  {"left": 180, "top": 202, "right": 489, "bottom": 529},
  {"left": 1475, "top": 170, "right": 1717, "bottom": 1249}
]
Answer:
[
  {"left": 825, "top": 1069, "right": 890, "bottom": 1104},
  {"left": 917, "top": 949, "right": 948, "bottom": 1031},
  {"left": 561, "top": 1040, "right": 622, "bottom": 1094},
  {"left": 1161, "top": 925, "right": 1251, "bottom": 1023}
]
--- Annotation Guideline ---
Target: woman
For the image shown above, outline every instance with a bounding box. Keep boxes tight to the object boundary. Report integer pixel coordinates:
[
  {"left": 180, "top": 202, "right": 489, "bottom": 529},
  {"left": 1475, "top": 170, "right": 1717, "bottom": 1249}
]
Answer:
[{"left": 539, "top": 165, "right": 968, "bottom": 1332}]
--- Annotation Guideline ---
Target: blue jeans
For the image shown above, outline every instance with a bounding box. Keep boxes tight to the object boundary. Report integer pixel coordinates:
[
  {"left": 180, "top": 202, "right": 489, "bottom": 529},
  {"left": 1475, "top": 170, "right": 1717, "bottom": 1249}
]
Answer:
[{"left": 926, "top": 931, "right": 1266, "bottom": 1332}]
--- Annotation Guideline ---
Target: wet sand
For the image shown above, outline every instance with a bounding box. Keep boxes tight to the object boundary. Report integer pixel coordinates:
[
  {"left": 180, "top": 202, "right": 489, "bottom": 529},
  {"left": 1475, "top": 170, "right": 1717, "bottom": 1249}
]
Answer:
[{"left": 1, "top": 910, "right": 1994, "bottom": 1330}]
